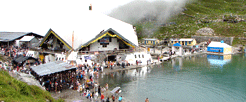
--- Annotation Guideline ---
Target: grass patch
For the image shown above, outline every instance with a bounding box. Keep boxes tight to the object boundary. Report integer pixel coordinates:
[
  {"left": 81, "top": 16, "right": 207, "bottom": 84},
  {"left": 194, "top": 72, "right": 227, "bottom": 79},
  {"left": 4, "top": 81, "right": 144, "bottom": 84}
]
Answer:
[{"left": 0, "top": 70, "right": 64, "bottom": 102}]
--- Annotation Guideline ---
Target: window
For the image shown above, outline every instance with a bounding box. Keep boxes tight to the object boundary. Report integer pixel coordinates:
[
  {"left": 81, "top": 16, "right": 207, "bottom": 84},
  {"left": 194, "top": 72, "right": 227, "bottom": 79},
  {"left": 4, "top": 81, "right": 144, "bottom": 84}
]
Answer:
[
  {"left": 103, "top": 45, "right": 107, "bottom": 47},
  {"left": 138, "top": 54, "right": 141, "bottom": 58},
  {"left": 135, "top": 55, "right": 137, "bottom": 58},
  {"left": 109, "top": 37, "right": 112, "bottom": 42},
  {"left": 171, "top": 41, "right": 173, "bottom": 43},
  {"left": 142, "top": 54, "right": 144, "bottom": 58},
  {"left": 189, "top": 41, "right": 191, "bottom": 44}
]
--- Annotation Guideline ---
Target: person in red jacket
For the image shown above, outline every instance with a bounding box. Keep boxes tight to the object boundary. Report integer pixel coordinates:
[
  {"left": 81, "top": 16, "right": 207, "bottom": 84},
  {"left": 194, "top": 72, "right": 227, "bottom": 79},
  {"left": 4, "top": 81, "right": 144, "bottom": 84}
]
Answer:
[{"left": 101, "top": 93, "right": 105, "bottom": 102}]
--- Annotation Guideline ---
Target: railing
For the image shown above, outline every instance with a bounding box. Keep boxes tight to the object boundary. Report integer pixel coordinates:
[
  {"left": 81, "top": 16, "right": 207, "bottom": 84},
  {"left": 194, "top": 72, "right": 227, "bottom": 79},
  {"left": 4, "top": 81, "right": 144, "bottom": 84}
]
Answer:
[{"left": 77, "top": 49, "right": 134, "bottom": 55}]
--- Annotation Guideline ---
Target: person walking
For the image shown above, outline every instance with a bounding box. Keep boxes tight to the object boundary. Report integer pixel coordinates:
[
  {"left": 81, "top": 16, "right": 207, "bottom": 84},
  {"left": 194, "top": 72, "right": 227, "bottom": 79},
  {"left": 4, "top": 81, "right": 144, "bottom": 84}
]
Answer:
[
  {"left": 98, "top": 85, "right": 101, "bottom": 96},
  {"left": 145, "top": 98, "right": 149, "bottom": 102},
  {"left": 118, "top": 96, "right": 122, "bottom": 102},
  {"left": 106, "top": 97, "right": 110, "bottom": 102},
  {"left": 79, "top": 85, "right": 83, "bottom": 96},
  {"left": 101, "top": 93, "right": 105, "bottom": 102},
  {"left": 112, "top": 95, "right": 115, "bottom": 102},
  {"left": 105, "top": 83, "right": 108, "bottom": 90}
]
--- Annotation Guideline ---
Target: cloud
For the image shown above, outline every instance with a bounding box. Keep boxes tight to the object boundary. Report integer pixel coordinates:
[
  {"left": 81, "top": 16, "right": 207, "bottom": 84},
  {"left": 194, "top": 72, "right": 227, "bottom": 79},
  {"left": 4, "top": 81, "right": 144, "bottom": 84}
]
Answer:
[{"left": 108, "top": 0, "right": 189, "bottom": 24}]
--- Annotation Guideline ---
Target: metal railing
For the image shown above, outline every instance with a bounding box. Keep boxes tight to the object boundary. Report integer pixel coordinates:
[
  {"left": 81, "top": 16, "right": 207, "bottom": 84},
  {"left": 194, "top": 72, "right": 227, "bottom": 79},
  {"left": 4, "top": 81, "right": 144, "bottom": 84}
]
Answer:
[{"left": 77, "top": 49, "right": 134, "bottom": 55}]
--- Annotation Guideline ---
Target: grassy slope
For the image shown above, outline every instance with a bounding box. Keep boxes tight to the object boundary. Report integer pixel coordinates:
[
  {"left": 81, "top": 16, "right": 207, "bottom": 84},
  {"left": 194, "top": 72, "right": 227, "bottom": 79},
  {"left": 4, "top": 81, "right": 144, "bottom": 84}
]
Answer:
[
  {"left": 0, "top": 70, "right": 64, "bottom": 102},
  {"left": 152, "top": 0, "right": 246, "bottom": 45}
]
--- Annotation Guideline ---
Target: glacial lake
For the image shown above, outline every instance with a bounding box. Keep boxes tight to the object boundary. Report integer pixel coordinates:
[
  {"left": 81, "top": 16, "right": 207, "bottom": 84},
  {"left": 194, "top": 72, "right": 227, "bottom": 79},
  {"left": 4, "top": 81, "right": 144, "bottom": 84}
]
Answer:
[{"left": 99, "top": 53, "right": 246, "bottom": 102}]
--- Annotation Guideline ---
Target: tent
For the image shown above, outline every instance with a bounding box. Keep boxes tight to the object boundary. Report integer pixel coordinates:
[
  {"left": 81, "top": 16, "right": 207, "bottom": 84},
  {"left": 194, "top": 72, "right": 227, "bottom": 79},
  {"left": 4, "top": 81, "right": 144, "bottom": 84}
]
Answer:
[{"left": 207, "top": 41, "right": 232, "bottom": 54}]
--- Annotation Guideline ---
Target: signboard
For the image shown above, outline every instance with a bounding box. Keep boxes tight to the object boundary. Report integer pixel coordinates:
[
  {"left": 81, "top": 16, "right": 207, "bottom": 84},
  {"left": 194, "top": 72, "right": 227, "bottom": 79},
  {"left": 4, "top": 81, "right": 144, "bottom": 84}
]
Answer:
[{"left": 100, "top": 37, "right": 109, "bottom": 44}]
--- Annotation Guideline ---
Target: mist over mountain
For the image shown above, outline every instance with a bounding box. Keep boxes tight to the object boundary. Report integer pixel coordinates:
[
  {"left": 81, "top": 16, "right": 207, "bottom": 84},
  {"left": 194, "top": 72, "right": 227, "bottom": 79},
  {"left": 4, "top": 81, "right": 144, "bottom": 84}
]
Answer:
[{"left": 108, "top": 0, "right": 189, "bottom": 24}]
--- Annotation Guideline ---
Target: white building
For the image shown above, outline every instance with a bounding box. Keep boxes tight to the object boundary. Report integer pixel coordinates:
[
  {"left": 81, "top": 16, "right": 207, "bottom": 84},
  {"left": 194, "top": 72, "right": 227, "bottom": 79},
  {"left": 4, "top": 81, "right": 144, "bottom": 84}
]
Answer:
[{"left": 38, "top": 9, "right": 138, "bottom": 52}]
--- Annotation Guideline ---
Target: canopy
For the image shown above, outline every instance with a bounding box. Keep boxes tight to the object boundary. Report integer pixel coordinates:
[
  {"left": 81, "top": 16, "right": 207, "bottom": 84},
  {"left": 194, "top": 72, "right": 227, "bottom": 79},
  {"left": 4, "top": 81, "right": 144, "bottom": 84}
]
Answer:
[
  {"left": 173, "top": 43, "right": 182, "bottom": 47},
  {"left": 30, "top": 61, "right": 76, "bottom": 76}
]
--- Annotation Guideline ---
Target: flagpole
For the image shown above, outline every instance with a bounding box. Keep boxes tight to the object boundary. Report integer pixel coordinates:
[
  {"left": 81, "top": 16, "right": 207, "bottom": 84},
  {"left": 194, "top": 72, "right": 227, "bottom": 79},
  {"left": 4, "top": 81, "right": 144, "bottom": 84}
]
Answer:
[{"left": 71, "top": 31, "right": 74, "bottom": 65}]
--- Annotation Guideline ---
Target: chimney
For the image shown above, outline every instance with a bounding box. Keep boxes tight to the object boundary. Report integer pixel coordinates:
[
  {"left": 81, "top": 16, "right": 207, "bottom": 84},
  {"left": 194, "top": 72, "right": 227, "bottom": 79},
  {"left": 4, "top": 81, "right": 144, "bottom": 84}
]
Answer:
[{"left": 89, "top": 4, "right": 92, "bottom": 11}]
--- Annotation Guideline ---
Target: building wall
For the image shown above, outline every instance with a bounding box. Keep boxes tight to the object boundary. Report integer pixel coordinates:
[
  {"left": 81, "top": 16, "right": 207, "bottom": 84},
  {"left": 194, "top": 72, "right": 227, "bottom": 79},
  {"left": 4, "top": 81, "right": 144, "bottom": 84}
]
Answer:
[
  {"left": 170, "top": 39, "right": 196, "bottom": 46},
  {"left": 224, "top": 47, "right": 232, "bottom": 54},
  {"left": 90, "top": 38, "right": 119, "bottom": 51},
  {"left": 144, "top": 40, "right": 159, "bottom": 45},
  {"left": 191, "top": 40, "right": 197, "bottom": 46}
]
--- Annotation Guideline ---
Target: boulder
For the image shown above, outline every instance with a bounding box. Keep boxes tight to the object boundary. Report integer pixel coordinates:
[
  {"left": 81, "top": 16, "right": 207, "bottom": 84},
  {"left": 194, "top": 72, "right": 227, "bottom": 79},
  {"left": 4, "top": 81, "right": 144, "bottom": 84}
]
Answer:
[{"left": 196, "top": 27, "right": 215, "bottom": 36}]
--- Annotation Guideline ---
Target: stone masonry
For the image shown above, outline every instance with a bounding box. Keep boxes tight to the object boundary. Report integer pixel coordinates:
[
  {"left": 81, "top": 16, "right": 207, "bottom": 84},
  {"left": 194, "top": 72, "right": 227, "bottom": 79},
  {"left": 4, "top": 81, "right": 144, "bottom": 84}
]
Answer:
[{"left": 192, "top": 36, "right": 234, "bottom": 45}]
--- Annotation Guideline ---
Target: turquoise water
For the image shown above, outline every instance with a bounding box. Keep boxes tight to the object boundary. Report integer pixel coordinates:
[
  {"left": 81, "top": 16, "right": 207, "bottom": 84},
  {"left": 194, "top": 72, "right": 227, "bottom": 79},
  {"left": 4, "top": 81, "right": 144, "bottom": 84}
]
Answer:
[{"left": 99, "top": 54, "right": 246, "bottom": 102}]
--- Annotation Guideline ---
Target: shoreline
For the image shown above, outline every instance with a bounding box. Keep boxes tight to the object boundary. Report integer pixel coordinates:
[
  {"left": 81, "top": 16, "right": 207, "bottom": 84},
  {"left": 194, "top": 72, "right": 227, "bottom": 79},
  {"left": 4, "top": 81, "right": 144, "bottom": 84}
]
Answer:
[{"left": 3, "top": 51, "right": 243, "bottom": 102}]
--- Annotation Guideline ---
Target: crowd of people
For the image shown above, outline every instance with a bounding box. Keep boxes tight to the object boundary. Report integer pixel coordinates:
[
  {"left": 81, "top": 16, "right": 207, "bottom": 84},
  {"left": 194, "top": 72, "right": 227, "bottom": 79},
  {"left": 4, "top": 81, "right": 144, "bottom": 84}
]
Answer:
[
  {"left": 0, "top": 45, "right": 130, "bottom": 102},
  {"left": 0, "top": 45, "right": 34, "bottom": 75},
  {"left": 1, "top": 45, "right": 29, "bottom": 59}
]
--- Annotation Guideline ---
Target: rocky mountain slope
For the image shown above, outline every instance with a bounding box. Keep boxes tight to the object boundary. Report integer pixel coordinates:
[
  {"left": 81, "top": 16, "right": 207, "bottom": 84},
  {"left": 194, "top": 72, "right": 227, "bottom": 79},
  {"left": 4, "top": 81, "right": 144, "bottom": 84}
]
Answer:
[{"left": 135, "top": 0, "right": 246, "bottom": 45}]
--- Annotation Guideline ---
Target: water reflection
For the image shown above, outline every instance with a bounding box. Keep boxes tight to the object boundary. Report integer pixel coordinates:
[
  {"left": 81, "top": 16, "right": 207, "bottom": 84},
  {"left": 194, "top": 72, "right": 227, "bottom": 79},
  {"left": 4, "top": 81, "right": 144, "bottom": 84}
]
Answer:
[
  {"left": 171, "top": 57, "right": 183, "bottom": 71},
  {"left": 99, "top": 66, "right": 153, "bottom": 89},
  {"left": 127, "top": 66, "right": 151, "bottom": 77},
  {"left": 207, "top": 54, "right": 231, "bottom": 67}
]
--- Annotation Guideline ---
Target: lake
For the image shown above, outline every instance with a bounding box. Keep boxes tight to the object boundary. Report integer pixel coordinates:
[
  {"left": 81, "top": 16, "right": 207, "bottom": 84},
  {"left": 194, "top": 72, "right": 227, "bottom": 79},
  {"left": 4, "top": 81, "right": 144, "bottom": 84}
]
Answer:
[{"left": 99, "top": 54, "right": 246, "bottom": 102}]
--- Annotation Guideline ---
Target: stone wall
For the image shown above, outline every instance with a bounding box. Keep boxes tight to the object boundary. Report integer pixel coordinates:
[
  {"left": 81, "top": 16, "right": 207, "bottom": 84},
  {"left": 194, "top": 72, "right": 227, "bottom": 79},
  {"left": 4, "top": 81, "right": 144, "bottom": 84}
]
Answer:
[{"left": 192, "top": 36, "right": 234, "bottom": 45}]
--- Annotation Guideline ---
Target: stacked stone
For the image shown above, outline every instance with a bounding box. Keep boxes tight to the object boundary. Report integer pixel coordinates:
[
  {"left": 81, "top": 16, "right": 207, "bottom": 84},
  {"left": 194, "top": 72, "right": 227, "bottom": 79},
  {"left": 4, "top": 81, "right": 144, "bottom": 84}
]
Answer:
[{"left": 196, "top": 27, "right": 215, "bottom": 36}]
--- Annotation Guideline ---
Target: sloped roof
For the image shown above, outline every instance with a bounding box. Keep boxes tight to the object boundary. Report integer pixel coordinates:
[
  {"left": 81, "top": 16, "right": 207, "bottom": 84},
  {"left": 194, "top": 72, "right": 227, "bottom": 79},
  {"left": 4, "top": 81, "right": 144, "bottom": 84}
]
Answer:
[
  {"left": 19, "top": 36, "right": 35, "bottom": 42},
  {"left": 143, "top": 38, "right": 158, "bottom": 41},
  {"left": 18, "top": 11, "right": 138, "bottom": 50},
  {"left": 30, "top": 61, "right": 76, "bottom": 76},
  {"left": 208, "top": 41, "right": 231, "bottom": 48},
  {"left": 78, "top": 28, "right": 137, "bottom": 50},
  {"left": 173, "top": 43, "right": 182, "bottom": 47},
  {"left": 0, "top": 32, "right": 40, "bottom": 42},
  {"left": 40, "top": 29, "right": 73, "bottom": 50},
  {"left": 12, "top": 55, "right": 38, "bottom": 65},
  {"left": 170, "top": 38, "right": 195, "bottom": 41}
]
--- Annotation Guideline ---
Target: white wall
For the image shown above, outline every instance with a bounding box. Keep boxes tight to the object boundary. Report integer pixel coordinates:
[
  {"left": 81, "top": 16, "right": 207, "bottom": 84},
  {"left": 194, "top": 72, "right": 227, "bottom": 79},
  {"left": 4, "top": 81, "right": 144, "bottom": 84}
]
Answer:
[{"left": 90, "top": 38, "right": 119, "bottom": 51}]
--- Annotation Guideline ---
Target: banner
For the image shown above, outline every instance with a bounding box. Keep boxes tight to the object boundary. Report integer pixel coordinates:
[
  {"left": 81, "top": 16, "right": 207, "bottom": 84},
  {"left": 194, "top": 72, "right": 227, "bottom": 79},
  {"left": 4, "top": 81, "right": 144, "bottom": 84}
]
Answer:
[{"left": 100, "top": 37, "right": 109, "bottom": 44}]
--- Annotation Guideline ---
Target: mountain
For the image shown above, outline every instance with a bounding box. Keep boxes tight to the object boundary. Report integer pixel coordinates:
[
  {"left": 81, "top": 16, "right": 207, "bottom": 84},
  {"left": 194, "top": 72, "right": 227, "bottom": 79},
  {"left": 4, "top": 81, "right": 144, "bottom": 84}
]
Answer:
[{"left": 137, "top": 0, "right": 246, "bottom": 45}]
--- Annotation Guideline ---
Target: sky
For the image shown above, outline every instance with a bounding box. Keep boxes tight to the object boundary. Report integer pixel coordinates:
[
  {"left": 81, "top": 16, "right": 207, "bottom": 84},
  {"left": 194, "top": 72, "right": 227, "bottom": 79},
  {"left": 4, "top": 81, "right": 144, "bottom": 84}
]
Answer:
[
  {"left": 0, "top": 0, "right": 173, "bottom": 15},
  {"left": 89, "top": 0, "right": 173, "bottom": 14},
  {"left": 0, "top": 0, "right": 176, "bottom": 34}
]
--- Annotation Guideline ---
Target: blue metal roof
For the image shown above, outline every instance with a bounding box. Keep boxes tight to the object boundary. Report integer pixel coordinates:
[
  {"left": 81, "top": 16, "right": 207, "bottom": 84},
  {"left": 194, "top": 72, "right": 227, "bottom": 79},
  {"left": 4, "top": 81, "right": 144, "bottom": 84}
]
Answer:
[{"left": 173, "top": 43, "right": 182, "bottom": 47}]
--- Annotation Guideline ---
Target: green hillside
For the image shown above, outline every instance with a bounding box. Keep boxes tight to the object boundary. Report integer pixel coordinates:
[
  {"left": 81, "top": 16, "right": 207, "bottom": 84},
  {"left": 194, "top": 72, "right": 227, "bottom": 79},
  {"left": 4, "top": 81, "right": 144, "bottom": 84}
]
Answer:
[
  {"left": 139, "top": 0, "right": 246, "bottom": 45},
  {"left": 0, "top": 70, "right": 64, "bottom": 102}
]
